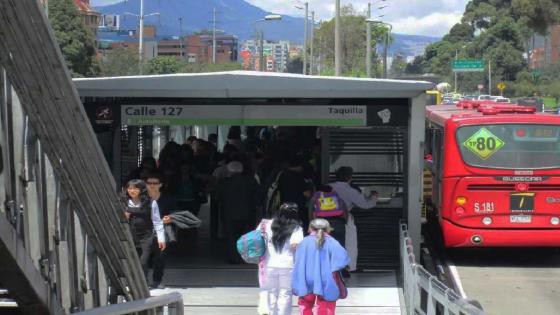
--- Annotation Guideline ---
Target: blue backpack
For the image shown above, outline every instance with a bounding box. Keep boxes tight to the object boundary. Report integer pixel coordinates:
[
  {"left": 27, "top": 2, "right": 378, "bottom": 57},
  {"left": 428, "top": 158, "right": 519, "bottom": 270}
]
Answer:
[{"left": 236, "top": 220, "right": 268, "bottom": 264}]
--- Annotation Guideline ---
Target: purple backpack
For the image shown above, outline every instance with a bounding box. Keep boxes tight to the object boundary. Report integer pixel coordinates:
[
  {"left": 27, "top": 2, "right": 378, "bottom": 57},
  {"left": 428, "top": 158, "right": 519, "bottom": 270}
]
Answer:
[{"left": 312, "top": 191, "right": 345, "bottom": 218}]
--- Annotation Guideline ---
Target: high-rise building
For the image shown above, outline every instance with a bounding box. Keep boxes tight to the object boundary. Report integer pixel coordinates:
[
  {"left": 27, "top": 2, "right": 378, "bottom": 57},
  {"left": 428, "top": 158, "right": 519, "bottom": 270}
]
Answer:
[{"left": 241, "top": 39, "right": 292, "bottom": 72}]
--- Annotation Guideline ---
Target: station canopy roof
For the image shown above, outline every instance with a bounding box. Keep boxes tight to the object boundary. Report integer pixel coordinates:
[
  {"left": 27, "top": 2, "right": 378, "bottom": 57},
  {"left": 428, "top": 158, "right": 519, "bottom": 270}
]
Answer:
[{"left": 74, "top": 71, "right": 432, "bottom": 99}]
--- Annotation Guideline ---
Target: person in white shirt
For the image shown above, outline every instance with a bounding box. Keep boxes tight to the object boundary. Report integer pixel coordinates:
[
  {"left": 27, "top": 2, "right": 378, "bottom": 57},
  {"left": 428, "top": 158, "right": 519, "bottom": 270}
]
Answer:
[
  {"left": 258, "top": 202, "right": 304, "bottom": 315},
  {"left": 329, "top": 167, "right": 377, "bottom": 273},
  {"left": 123, "top": 179, "right": 165, "bottom": 281}
]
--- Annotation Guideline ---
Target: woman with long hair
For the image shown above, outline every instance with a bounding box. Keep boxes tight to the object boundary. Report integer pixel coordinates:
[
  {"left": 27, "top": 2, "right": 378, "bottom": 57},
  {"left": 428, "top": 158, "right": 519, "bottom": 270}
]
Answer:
[
  {"left": 122, "top": 179, "right": 166, "bottom": 281},
  {"left": 292, "top": 218, "right": 350, "bottom": 315},
  {"left": 259, "top": 202, "right": 304, "bottom": 315}
]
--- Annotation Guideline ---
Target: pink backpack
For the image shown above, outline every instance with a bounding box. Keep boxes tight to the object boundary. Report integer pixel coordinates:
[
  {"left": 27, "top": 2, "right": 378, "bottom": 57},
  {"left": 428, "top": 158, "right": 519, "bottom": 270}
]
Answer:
[{"left": 312, "top": 191, "right": 345, "bottom": 218}]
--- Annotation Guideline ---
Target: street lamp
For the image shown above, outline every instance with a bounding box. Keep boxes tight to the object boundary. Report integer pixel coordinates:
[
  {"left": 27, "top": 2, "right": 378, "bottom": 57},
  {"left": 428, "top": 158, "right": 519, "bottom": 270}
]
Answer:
[
  {"left": 255, "top": 15, "right": 282, "bottom": 72},
  {"left": 124, "top": 0, "right": 160, "bottom": 74},
  {"left": 366, "top": 1, "right": 388, "bottom": 77},
  {"left": 367, "top": 19, "right": 392, "bottom": 78},
  {"left": 294, "top": 2, "right": 309, "bottom": 75}
]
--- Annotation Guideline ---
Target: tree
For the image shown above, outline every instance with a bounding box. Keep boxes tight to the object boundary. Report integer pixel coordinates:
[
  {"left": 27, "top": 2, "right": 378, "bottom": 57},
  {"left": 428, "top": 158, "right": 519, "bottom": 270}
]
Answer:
[
  {"left": 147, "top": 56, "right": 186, "bottom": 74},
  {"left": 49, "top": 0, "right": 97, "bottom": 77},
  {"left": 443, "top": 23, "right": 474, "bottom": 43},
  {"left": 99, "top": 47, "right": 140, "bottom": 76},
  {"left": 391, "top": 58, "right": 407, "bottom": 78},
  {"left": 312, "top": 4, "right": 388, "bottom": 76},
  {"left": 286, "top": 57, "right": 303, "bottom": 74}
]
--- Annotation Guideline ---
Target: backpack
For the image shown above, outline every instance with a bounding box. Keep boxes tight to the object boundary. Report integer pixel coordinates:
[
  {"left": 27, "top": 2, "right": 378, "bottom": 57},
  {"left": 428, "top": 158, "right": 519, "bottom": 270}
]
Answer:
[
  {"left": 236, "top": 220, "right": 268, "bottom": 264},
  {"left": 264, "top": 171, "right": 283, "bottom": 217},
  {"left": 312, "top": 191, "right": 345, "bottom": 218}
]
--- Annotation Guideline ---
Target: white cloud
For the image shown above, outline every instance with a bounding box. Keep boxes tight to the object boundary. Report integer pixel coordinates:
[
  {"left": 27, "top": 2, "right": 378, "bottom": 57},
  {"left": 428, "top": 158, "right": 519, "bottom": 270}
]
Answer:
[
  {"left": 244, "top": 0, "right": 468, "bottom": 37},
  {"left": 391, "top": 12, "right": 464, "bottom": 37}
]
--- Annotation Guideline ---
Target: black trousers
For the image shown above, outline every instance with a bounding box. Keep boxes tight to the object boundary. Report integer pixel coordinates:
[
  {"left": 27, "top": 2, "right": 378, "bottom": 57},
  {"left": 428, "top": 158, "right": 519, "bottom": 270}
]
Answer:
[
  {"left": 326, "top": 217, "right": 346, "bottom": 248},
  {"left": 151, "top": 238, "right": 169, "bottom": 284},
  {"left": 135, "top": 234, "right": 154, "bottom": 280}
]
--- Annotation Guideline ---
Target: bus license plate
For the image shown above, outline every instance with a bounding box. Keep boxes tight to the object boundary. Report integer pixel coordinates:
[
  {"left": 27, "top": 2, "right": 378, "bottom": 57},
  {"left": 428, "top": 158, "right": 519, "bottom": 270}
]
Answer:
[{"left": 510, "top": 215, "right": 532, "bottom": 223}]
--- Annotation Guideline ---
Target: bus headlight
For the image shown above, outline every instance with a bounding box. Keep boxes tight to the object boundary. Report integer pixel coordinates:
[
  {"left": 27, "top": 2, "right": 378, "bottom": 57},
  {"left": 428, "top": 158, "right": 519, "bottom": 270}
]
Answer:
[
  {"left": 482, "top": 217, "right": 492, "bottom": 225},
  {"left": 455, "top": 207, "right": 465, "bottom": 215},
  {"left": 456, "top": 196, "right": 467, "bottom": 206},
  {"left": 551, "top": 217, "right": 560, "bottom": 225}
]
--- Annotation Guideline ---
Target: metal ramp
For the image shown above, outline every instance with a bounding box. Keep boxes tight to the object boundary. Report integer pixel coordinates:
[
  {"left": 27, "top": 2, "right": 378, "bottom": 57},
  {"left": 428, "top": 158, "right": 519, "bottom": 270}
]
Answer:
[{"left": 0, "top": 1, "right": 179, "bottom": 313}]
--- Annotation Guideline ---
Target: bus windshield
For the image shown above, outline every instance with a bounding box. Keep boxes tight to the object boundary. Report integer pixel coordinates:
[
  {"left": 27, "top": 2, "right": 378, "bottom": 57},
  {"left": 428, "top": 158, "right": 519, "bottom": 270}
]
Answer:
[{"left": 456, "top": 124, "right": 560, "bottom": 169}]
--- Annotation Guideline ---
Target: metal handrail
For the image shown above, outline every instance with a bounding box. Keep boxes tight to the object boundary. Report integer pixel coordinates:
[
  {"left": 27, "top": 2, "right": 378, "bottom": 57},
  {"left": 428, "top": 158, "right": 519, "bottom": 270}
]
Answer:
[
  {"left": 74, "top": 292, "right": 184, "bottom": 315},
  {"left": 400, "top": 223, "right": 485, "bottom": 315}
]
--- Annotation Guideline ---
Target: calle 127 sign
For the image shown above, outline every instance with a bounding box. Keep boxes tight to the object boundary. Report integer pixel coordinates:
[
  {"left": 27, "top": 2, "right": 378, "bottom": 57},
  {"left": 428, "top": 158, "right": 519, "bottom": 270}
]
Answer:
[{"left": 463, "top": 127, "right": 505, "bottom": 159}]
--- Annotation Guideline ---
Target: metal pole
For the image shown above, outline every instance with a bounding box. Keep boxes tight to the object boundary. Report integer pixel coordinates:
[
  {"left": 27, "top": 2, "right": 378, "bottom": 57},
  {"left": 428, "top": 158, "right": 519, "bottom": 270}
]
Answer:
[
  {"left": 139, "top": 0, "right": 144, "bottom": 73},
  {"left": 488, "top": 61, "right": 492, "bottom": 95},
  {"left": 383, "top": 30, "right": 388, "bottom": 78},
  {"left": 335, "top": 0, "right": 341, "bottom": 76},
  {"left": 454, "top": 49, "right": 458, "bottom": 93},
  {"left": 179, "top": 17, "right": 183, "bottom": 59},
  {"left": 213, "top": 7, "right": 217, "bottom": 64},
  {"left": 366, "top": 3, "right": 371, "bottom": 78},
  {"left": 303, "top": 2, "right": 308, "bottom": 75},
  {"left": 310, "top": 11, "right": 315, "bottom": 75},
  {"left": 260, "top": 31, "right": 264, "bottom": 72}
]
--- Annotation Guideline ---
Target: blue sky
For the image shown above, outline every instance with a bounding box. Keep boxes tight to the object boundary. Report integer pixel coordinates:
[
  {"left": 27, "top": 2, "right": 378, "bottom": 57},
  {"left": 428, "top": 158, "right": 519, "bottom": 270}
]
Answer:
[{"left": 91, "top": 0, "right": 470, "bottom": 37}]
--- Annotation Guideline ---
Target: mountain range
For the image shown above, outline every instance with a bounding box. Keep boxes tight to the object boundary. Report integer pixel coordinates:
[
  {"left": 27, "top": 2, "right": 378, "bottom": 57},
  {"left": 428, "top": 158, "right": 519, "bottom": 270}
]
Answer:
[{"left": 95, "top": 0, "right": 440, "bottom": 57}]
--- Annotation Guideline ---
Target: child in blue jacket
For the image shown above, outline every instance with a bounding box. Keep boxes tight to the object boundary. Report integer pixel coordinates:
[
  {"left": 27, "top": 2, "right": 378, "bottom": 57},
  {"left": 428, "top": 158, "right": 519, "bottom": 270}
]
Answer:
[{"left": 292, "top": 218, "right": 350, "bottom": 315}]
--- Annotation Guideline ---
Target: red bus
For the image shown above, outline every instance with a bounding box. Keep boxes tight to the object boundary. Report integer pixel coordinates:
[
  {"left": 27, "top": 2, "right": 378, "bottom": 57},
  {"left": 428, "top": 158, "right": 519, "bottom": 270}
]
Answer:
[{"left": 425, "top": 101, "right": 560, "bottom": 247}]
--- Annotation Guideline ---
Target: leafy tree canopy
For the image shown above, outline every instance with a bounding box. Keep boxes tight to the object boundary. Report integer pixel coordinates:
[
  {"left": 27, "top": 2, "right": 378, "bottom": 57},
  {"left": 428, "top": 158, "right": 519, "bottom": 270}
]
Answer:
[{"left": 50, "top": 0, "right": 97, "bottom": 77}]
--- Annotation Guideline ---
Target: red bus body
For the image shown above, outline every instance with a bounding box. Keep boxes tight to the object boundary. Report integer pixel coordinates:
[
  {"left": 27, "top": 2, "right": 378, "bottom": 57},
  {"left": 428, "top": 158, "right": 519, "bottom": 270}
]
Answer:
[{"left": 426, "top": 102, "right": 560, "bottom": 247}]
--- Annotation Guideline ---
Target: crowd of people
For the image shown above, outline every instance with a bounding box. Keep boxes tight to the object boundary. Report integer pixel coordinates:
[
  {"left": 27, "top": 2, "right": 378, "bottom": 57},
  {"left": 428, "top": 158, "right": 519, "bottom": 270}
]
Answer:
[{"left": 121, "top": 126, "right": 380, "bottom": 313}]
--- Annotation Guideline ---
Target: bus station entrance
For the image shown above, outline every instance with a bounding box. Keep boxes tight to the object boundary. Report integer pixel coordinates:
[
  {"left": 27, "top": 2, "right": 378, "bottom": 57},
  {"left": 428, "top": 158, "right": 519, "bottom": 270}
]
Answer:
[{"left": 75, "top": 72, "right": 430, "bottom": 273}]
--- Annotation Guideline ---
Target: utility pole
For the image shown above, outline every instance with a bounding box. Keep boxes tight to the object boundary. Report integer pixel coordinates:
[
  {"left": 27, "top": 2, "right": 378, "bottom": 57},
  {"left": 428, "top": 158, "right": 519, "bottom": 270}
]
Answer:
[
  {"left": 303, "top": 2, "right": 308, "bottom": 75},
  {"left": 213, "top": 7, "right": 217, "bottom": 64},
  {"left": 310, "top": 11, "right": 315, "bottom": 75},
  {"left": 383, "top": 30, "right": 388, "bottom": 78},
  {"left": 454, "top": 49, "right": 458, "bottom": 93},
  {"left": 488, "top": 61, "right": 492, "bottom": 95},
  {"left": 260, "top": 31, "right": 265, "bottom": 72},
  {"left": 139, "top": 0, "right": 144, "bottom": 71},
  {"left": 335, "top": 0, "right": 341, "bottom": 76},
  {"left": 179, "top": 17, "right": 183, "bottom": 59},
  {"left": 366, "top": 3, "right": 372, "bottom": 78}
]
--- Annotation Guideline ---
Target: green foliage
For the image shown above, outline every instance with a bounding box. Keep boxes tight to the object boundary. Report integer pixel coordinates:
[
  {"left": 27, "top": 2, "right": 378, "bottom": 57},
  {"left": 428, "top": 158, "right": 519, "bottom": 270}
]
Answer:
[
  {"left": 391, "top": 58, "right": 407, "bottom": 77},
  {"left": 313, "top": 4, "right": 388, "bottom": 77},
  {"left": 99, "top": 47, "right": 140, "bottom": 76},
  {"left": 416, "top": 0, "right": 560, "bottom": 96},
  {"left": 286, "top": 57, "right": 303, "bottom": 74},
  {"left": 49, "top": 0, "right": 97, "bottom": 77},
  {"left": 148, "top": 56, "right": 186, "bottom": 74}
]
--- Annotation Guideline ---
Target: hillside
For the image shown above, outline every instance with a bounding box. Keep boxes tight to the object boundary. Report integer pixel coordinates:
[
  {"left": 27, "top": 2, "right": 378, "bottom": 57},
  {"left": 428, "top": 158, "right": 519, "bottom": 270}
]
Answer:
[{"left": 95, "top": 0, "right": 439, "bottom": 56}]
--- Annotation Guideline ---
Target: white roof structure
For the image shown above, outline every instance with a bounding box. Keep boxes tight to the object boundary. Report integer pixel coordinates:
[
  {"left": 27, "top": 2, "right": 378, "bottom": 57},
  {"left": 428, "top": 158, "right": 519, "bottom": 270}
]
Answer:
[{"left": 74, "top": 71, "right": 433, "bottom": 99}]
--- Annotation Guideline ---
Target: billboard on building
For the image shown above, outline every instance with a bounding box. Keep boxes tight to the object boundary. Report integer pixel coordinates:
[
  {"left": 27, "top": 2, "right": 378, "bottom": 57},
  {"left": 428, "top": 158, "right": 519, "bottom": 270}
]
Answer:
[{"left": 99, "top": 14, "right": 120, "bottom": 30}]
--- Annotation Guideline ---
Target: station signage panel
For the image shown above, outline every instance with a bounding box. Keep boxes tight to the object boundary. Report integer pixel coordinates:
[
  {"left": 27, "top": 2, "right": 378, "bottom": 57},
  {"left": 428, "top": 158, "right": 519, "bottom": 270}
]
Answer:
[{"left": 121, "top": 105, "right": 368, "bottom": 126}]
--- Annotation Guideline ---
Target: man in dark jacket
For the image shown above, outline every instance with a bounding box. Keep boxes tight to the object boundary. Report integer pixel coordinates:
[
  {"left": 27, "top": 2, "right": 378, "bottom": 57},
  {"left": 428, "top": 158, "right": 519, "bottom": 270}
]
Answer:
[{"left": 214, "top": 161, "right": 260, "bottom": 264}]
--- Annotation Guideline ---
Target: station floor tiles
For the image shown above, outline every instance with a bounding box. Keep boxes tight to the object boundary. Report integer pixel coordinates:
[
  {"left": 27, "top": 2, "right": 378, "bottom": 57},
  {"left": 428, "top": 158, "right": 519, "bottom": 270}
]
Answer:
[{"left": 150, "top": 269, "right": 402, "bottom": 314}]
